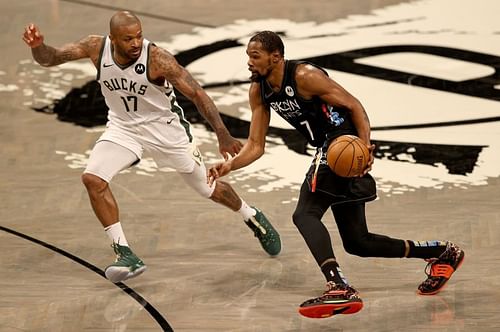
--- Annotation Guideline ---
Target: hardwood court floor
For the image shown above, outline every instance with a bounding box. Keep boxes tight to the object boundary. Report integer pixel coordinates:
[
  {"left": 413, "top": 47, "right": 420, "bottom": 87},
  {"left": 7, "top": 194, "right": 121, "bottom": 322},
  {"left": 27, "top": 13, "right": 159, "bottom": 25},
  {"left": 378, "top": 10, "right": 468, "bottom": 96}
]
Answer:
[{"left": 1, "top": 0, "right": 499, "bottom": 331}]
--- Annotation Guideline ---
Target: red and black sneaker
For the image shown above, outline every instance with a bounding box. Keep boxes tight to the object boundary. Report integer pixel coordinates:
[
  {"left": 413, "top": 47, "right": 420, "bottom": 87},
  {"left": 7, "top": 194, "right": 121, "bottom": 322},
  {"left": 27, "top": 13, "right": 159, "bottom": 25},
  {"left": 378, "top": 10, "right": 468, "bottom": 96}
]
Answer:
[
  {"left": 298, "top": 282, "right": 363, "bottom": 318},
  {"left": 417, "top": 242, "right": 465, "bottom": 295}
]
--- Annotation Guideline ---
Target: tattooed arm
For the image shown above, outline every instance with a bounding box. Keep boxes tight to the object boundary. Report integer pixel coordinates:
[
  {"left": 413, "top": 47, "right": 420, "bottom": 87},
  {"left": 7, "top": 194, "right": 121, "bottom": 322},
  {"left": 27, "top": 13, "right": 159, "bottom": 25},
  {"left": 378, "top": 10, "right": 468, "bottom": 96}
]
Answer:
[
  {"left": 22, "top": 24, "right": 103, "bottom": 67},
  {"left": 149, "top": 45, "right": 242, "bottom": 160}
]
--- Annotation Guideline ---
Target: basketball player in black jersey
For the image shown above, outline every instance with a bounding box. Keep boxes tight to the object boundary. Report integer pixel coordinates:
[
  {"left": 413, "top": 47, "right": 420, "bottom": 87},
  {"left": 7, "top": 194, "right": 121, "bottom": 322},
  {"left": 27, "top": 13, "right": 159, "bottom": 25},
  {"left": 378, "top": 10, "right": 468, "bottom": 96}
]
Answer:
[{"left": 208, "top": 31, "right": 464, "bottom": 318}]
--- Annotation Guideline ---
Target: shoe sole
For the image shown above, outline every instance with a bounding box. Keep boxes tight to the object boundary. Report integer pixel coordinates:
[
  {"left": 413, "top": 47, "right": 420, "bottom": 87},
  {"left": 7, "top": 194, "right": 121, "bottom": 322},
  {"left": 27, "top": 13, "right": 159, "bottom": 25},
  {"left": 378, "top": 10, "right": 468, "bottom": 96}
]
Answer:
[
  {"left": 417, "top": 250, "right": 465, "bottom": 296},
  {"left": 105, "top": 265, "right": 147, "bottom": 283},
  {"left": 298, "top": 300, "right": 363, "bottom": 318}
]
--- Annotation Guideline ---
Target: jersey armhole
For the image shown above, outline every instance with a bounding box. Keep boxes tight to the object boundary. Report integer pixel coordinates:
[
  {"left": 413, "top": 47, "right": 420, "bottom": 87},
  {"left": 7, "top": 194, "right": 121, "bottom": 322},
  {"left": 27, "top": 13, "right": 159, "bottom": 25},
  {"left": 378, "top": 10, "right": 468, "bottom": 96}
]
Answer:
[
  {"left": 95, "top": 36, "right": 107, "bottom": 81},
  {"left": 146, "top": 42, "right": 154, "bottom": 84},
  {"left": 146, "top": 43, "right": 167, "bottom": 87}
]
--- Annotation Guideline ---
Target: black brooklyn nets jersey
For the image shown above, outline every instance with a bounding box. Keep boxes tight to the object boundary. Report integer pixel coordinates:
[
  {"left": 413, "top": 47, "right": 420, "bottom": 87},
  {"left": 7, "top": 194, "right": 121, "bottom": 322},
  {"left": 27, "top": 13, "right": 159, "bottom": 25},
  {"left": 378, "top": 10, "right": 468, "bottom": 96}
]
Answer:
[{"left": 260, "top": 60, "right": 357, "bottom": 148}]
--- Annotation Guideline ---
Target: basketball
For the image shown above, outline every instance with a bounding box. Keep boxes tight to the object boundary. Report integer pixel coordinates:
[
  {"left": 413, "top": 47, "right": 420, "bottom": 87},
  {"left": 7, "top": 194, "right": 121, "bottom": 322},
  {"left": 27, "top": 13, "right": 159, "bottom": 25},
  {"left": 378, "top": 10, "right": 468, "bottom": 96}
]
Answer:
[{"left": 327, "top": 135, "right": 369, "bottom": 177}]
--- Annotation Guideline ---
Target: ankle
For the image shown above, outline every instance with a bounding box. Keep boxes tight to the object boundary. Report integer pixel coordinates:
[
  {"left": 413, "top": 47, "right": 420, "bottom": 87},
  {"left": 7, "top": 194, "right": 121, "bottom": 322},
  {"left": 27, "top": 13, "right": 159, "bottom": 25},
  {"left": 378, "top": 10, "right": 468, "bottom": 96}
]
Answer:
[{"left": 321, "top": 260, "right": 348, "bottom": 285}]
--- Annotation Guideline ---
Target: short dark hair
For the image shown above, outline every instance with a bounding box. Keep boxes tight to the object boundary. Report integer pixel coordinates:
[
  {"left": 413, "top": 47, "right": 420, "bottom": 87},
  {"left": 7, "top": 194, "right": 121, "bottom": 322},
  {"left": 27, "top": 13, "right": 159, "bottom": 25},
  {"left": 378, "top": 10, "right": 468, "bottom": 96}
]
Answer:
[{"left": 249, "top": 31, "right": 285, "bottom": 56}]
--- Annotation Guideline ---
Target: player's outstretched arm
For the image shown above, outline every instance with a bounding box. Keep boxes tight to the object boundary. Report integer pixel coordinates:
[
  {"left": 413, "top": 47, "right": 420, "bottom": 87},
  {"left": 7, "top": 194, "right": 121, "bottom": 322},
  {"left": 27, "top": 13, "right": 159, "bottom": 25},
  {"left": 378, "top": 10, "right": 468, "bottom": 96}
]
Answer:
[
  {"left": 207, "top": 83, "right": 270, "bottom": 185},
  {"left": 149, "top": 46, "right": 242, "bottom": 160},
  {"left": 22, "top": 23, "right": 101, "bottom": 67}
]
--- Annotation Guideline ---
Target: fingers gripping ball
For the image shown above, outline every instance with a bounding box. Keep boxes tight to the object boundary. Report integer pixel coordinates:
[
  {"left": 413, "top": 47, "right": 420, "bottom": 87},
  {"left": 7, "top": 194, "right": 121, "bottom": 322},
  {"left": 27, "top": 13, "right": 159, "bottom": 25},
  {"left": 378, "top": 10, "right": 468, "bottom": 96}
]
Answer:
[{"left": 327, "top": 135, "right": 369, "bottom": 177}]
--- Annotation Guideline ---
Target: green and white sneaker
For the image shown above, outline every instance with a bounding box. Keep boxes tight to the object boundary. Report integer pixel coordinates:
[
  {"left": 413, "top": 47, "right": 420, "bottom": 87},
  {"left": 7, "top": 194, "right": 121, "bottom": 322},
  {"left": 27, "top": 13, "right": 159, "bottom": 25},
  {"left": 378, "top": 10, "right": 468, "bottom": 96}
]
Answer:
[
  {"left": 105, "top": 243, "right": 147, "bottom": 283},
  {"left": 245, "top": 207, "right": 281, "bottom": 256}
]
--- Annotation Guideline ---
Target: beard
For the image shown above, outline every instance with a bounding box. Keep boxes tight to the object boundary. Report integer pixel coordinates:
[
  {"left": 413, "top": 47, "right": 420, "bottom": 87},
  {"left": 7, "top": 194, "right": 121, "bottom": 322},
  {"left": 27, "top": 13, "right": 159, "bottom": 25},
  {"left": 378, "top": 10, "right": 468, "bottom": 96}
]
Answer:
[
  {"left": 113, "top": 45, "right": 140, "bottom": 64},
  {"left": 249, "top": 60, "right": 274, "bottom": 82},
  {"left": 128, "top": 47, "right": 141, "bottom": 58},
  {"left": 250, "top": 71, "right": 261, "bottom": 82}
]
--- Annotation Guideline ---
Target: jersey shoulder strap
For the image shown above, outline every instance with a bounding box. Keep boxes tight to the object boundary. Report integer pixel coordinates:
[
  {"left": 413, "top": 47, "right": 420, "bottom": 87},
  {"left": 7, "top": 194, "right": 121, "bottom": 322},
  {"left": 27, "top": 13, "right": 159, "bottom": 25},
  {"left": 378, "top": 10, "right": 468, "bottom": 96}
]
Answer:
[
  {"left": 95, "top": 35, "right": 108, "bottom": 81},
  {"left": 260, "top": 60, "right": 300, "bottom": 105},
  {"left": 289, "top": 59, "right": 329, "bottom": 77}
]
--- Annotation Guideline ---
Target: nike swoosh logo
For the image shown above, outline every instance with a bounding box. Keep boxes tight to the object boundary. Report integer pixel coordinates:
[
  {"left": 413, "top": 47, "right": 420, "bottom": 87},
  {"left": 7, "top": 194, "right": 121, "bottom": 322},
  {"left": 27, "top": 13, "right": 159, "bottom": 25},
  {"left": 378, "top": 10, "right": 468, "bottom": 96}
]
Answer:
[
  {"left": 166, "top": 118, "right": 174, "bottom": 124},
  {"left": 264, "top": 91, "right": 274, "bottom": 98},
  {"left": 103, "top": 63, "right": 114, "bottom": 68}
]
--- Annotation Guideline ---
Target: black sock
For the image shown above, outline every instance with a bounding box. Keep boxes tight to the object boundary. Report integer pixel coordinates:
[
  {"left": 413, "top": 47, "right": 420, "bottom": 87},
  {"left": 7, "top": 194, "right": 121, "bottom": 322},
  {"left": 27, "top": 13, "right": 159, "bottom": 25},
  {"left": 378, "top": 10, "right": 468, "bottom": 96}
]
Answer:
[
  {"left": 407, "top": 240, "right": 447, "bottom": 259},
  {"left": 321, "top": 261, "right": 348, "bottom": 285}
]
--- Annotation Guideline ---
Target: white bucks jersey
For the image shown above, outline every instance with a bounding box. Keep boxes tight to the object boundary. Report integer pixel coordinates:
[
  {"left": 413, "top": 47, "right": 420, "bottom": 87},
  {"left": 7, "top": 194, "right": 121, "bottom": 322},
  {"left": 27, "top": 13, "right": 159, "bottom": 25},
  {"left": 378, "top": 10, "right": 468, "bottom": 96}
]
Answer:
[{"left": 97, "top": 37, "right": 182, "bottom": 126}]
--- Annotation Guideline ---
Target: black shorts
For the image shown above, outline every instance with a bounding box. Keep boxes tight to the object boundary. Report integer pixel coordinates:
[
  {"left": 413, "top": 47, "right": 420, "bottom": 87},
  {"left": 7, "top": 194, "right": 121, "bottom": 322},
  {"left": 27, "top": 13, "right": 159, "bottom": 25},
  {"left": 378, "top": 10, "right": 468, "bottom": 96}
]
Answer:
[{"left": 305, "top": 162, "right": 377, "bottom": 206}]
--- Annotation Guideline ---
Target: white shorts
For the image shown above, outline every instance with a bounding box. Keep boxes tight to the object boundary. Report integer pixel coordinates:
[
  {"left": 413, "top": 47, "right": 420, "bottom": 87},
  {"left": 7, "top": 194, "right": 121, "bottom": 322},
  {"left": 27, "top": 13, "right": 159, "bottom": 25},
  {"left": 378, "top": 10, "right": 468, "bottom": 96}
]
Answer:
[
  {"left": 84, "top": 121, "right": 215, "bottom": 198},
  {"left": 97, "top": 119, "right": 201, "bottom": 172},
  {"left": 84, "top": 140, "right": 138, "bottom": 182}
]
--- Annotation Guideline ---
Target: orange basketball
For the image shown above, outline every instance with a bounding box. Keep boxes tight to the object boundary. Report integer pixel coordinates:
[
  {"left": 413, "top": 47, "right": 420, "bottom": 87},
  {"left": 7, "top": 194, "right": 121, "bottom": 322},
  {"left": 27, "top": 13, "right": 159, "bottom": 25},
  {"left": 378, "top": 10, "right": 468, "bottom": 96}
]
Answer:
[{"left": 327, "top": 135, "right": 369, "bottom": 177}]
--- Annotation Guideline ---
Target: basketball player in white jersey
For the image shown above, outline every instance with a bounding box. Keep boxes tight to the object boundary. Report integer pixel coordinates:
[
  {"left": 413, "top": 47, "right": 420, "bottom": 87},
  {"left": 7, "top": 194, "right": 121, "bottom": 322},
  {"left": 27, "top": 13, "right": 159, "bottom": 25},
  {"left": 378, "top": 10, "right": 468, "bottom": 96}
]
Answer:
[{"left": 22, "top": 11, "right": 281, "bottom": 283}]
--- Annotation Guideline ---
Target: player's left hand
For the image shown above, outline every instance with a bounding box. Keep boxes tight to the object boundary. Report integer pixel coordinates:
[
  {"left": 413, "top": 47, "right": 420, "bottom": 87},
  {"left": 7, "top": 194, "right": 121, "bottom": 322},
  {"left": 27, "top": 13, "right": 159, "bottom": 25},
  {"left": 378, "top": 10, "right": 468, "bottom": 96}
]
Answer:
[
  {"left": 217, "top": 134, "right": 243, "bottom": 160},
  {"left": 207, "top": 160, "right": 232, "bottom": 186}
]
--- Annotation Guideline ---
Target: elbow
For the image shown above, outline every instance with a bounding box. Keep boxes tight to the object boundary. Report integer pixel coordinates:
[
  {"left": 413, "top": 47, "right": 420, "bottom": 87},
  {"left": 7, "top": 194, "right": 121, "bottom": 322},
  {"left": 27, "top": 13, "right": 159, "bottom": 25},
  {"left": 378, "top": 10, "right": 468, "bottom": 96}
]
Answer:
[
  {"left": 246, "top": 137, "right": 266, "bottom": 160},
  {"left": 32, "top": 50, "right": 56, "bottom": 67},
  {"left": 37, "top": 61, "right": 53, "bottom": 67},
  {"left": 190, "top": 89, "right": 208, "bottom": 107},
  {"left": 345, "top": 97, "right": 362, "bottom": 111},
  {"left": 32, "top": 56, "right": 54, "bottom": 67},
  {"left": 253, "top": 145, "right": 265, "bottom": 159},
  {"left": 257, "top": 146, "right": 265, "bottom": 158}
]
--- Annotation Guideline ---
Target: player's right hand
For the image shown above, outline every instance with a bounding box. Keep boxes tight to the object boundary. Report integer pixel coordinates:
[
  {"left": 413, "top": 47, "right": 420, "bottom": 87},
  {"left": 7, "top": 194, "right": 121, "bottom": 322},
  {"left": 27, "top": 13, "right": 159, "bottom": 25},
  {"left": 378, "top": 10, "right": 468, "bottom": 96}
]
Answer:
[
  {"left": 22, "top": 24, "right": 44, "bottom": 48},
  {"left": 216, "top": 132, "right": 243, "bottom": 161},
  {"left": 362, "top": 143, "right": 376, "bottom": 175}
]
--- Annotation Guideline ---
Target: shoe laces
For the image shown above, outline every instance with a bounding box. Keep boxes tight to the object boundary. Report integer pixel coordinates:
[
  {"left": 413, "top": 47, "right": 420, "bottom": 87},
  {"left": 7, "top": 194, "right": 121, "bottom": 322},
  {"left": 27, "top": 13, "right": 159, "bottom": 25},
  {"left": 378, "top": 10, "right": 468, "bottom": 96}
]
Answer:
[
  {"left": 422, "top": 242, "right": 458, "bottom": 279},
  {"left": 325, "top": 281, "right": 338, "bottom": 292},
  {"left": 423, "top": 258, "right": 438, "bottom": 277},
  {"left": 324, "top": 282, "right": 356, "bottom": 296},
  {"left": 111, "top": 242, "right": 120, "bottom": 254},
  {"left": 111, "top": 242, "right": 132, "bottom": 259}
]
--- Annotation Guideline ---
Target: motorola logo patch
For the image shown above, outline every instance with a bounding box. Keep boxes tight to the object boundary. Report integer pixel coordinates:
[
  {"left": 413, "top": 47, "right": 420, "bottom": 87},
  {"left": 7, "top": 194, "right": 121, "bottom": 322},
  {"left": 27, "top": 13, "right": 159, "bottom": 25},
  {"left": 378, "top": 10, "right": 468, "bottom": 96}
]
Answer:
[{"left": 135, "top": 64, "right": 145, "bottom": 74}]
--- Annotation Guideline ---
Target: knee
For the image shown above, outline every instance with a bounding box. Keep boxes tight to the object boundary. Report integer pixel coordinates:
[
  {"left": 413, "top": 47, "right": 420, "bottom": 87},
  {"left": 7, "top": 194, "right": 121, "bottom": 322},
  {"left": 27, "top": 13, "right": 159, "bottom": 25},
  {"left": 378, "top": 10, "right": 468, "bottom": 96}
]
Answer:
[
  {"left": 209, "top": 180, "right": 232, "bottom": 201},
  {"left": 197, "top": 178, "right": 219, "bottom": 199},
  {"left": 209, "top": 180, "right": 226, "bottom": 198},
  {"left": 208, "top": 180, "right": 241, "bottom": 211},
  {"left": 81, "top": 173, "right": 107, "bottom": 193},
  {"left": 179, "top": 166, "right": 215, "bottom": 199},
  {"left": 292, "top": 209, "right": 307, "bottom": 229},
  {"left": 343, "top": 239, "right": 370, "bottom": 257}
]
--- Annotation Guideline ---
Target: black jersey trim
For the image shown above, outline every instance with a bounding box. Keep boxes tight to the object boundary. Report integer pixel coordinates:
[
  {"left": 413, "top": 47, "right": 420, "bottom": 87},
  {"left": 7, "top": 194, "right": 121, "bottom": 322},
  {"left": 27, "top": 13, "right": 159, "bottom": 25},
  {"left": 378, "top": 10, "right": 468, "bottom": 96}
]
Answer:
[
  {"left": 95, "top": 35, "right": 106, "bottom": 81},
  {"left": 109, "top": 39, "right": 145, "bottom": 71},
  {"left": 146, "top": 42, "right": 155, "bottom": 85},
  {"left": 145, "top": 43, "right": 168, "bottom": 87}
]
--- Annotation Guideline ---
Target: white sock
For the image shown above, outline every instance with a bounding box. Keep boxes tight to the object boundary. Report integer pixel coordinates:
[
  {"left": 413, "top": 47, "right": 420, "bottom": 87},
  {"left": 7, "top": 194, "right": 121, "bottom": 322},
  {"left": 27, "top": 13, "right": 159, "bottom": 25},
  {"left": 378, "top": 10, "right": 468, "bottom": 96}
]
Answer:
[
  {"left": 104, "top": 222, "right": 129, "bottom": 246},
  {"left": 238, "top": 200, "right": 256, "bottom": 220}
]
